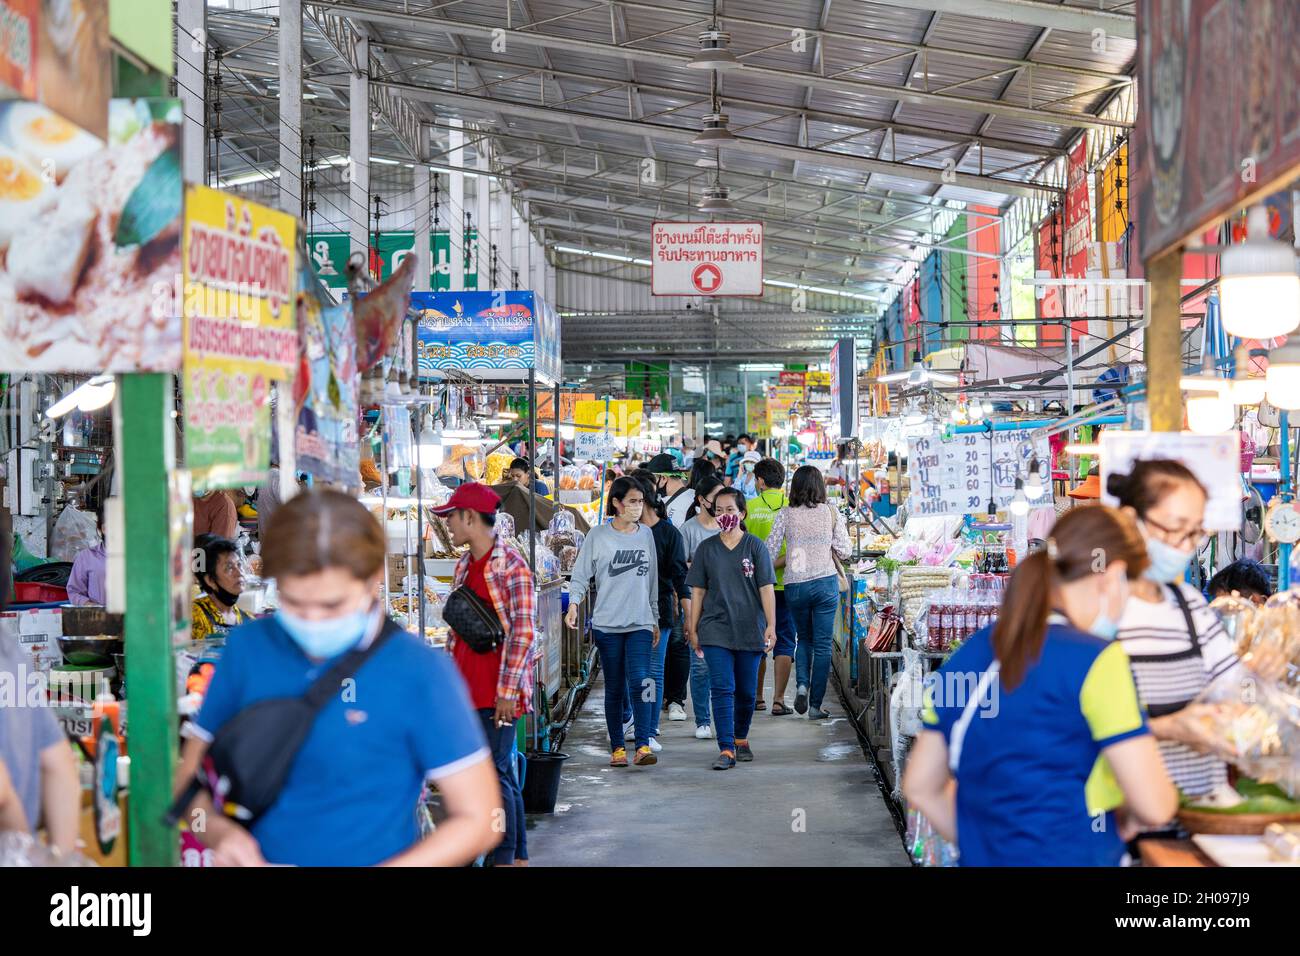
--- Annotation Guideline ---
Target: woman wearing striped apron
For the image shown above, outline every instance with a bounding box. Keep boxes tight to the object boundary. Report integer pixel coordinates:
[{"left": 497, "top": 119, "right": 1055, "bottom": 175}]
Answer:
[{"left": 1109, "top": 460, "right": 1249, "bottom": 806}]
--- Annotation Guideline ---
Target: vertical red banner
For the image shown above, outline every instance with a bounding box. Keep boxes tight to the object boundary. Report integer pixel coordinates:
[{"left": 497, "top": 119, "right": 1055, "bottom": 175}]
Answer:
[
  {"left": 968, "top": 205, "right": 1001, "bottom": 340},
  {"left": 1063, "top": 139, "right": 1092, "bottom": 338}
]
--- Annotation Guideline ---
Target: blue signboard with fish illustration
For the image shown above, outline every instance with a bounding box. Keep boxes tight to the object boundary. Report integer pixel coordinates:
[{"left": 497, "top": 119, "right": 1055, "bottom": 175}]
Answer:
[{"left": 411, "top": 290, "right": 562, "bottom": 383}]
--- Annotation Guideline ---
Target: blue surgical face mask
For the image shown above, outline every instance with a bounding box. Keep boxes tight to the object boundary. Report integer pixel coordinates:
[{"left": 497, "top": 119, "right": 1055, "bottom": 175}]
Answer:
[
  {"left": 1142, "top": 530, "right": 1194, "bottom": 583},
  {"left": 1088, "top": 608, "right": 1119, "bottom": 641},
  {"left": 278, "top": 604, "right": 373, "bottom": 659}
]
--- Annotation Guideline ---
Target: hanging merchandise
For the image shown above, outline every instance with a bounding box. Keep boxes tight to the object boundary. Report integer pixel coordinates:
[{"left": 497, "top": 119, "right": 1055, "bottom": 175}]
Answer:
[
  {"left": 353, "top": 254, "right": 417, "bottom": 373},
  {"left": 182, "top": 184, "right": 298, "bottom": 490},
  {"left": 293, "top": 253, "right": 361, "bottom": 485}
]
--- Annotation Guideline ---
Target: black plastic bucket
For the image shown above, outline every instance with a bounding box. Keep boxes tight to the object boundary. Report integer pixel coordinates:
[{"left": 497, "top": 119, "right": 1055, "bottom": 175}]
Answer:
[{"left": 521, "top": 751, "right": 569, "bottom": 813}]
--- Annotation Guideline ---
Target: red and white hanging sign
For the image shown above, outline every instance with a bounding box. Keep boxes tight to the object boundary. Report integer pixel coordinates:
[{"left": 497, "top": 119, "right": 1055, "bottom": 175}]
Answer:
[{"left": 651, "top": 221, "right": 764, "bottom": 296}]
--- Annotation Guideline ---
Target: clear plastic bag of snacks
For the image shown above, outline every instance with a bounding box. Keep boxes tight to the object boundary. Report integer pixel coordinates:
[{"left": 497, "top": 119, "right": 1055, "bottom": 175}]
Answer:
[
  {"left": 558, "top": 466, "right": 580, "bottom": 491},
  {"left": 578, "top": 463, "right": 600, "bottom": 490},
  {"left": 495, "top": 512, "right": 516, "bottom": 541},
  {"left": 534, "top": 545, "right": 562, "bottom": 582},
  {"left": 1192, "top": 671, "right": 1300, "bottom": 797},
  {"left": 549, "top": 510, "right": 576, "bottom": 535},
  {"left": 0, "top": 832, "right": 97, "bottom": 867}
]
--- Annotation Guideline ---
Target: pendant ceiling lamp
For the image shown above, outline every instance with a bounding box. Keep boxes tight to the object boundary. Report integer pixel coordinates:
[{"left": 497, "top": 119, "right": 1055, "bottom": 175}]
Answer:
[
  {"left": 693, "top": 69, "right": 735, "bottom": 147},
  {"left": 1265, "top": 341, "right": 1300, "bottom": 410},
  {"left": 1220, "top": 204, "right": 1300, "bottom": 340},
  {"left": 698, "top": 152, "right": 734, "bottom": 213},
  {"left": 687, "top": 1, "right": 740, "bottom": 71},
  {"left": 877, "top": 350, "right": 958, "bottom": 387}
]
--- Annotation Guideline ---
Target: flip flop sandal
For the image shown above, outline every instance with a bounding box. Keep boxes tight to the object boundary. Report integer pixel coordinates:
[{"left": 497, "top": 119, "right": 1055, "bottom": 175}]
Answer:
[
  {"left": 754, "top": 700, "right": 767, "bottom": 711},
  {"left": 770, "top": 702, "right": 793, "bottom": 716}
]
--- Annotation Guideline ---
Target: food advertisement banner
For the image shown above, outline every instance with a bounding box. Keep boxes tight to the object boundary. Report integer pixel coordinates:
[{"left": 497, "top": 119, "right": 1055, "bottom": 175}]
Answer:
[
  {"left": 307, "top": 229, "right": 479, "bottom": 291},
  {"left": 294, "top": 258, "right": 359, "bottom": 485},
  {"left": 1135, "top": 0, "right": 1300, "bottom": 260},
  {"left": 574, "top": 399, "right": 643, "bottom": 438},
  {"left": 412, "top": 290, "right": 562, "bottom": 383},
  {"left": 182, "top": 184, "right": 298, "bottom": 490},
  {"left": 1, "top": 98, "right": 181, "bottom": 371},
  {"left": 778, "top": 371, "right": 806, "bottom": 387},
  {"left": 767, "top": 385, "right": 804, "bottom": 431},
  {"left": 0, "top": 0, "right": 110, "bottom": 140},
  {"left": 650, "top": 221, "right": 763, "bottom": 296},
  {"left": 746, "top": 395, "right": 770, "bottom": 440},
  {"left": 537, "top": 390, "right": 594, "bottom": 439}
]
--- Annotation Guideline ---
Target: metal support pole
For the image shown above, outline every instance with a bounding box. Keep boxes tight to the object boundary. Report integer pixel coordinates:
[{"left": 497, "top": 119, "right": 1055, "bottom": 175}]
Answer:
[
  {"left": 1064, "top": 320, "right": 1075, "bottom": 412},
  {"left": 529, "top": 369, "right": 537, "bottom": 572},
  {"left": 1281, "top": 410, "right": 1292, "bottom": 591},
  {"left": 177, "top": 0, "right": 206, "bottom": 185},
  {"left": 449, "top": 120, "right": 466, "bottom": 292},
  {"left": 1145, "top": 246, "right": 1184, "bottom": 431},
  {"left": 278, "top": 0, "right": 302, "bottom": 215},
  {"left": 413, "top": 323, "right": 427, "bottom": 637},
  {"left": 348, "top": 35, "right": 371, "bottom": 264},
  {"left": 553, "top": 382, "right": 562, "bottom": 493},
  {"left": 119, "top": 374, "right": 178, "bottom": 867},
  {"left": 477, "top": 143, "right": 492, "bottom": 287},
  {"left": 414, "top": 164, "right": 431, "bottom": 292}
]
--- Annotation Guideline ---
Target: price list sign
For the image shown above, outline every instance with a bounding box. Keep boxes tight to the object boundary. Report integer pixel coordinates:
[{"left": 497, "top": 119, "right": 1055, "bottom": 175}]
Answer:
[{"left": 908, "top": 428, "right": 1052, "bottom": 517}]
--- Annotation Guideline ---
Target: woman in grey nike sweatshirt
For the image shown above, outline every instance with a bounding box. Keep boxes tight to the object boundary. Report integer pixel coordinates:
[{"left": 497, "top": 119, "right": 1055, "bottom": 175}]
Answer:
[{"left": 565, "top": 477, "right": 661, "bottom": 766}]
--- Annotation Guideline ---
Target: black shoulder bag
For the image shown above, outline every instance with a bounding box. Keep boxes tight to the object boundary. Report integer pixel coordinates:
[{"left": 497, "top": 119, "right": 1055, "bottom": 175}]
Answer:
[
  {"left": 442, "top": 584, "right": 506, "bottom": 654},
  {"left": 164, "top": 618, "right": 397, "bottom": 827}
]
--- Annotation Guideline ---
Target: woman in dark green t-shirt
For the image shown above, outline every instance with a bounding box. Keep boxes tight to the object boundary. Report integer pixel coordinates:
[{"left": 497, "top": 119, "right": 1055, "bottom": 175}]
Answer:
[{"left": 685, "top": 489, "right": 777, "bottom": 770}]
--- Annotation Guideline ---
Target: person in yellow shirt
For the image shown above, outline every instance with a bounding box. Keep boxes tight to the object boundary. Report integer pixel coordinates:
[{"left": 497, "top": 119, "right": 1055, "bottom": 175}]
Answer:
[{"left": 192, "top": 535, "right": 252, "bottom": 641}]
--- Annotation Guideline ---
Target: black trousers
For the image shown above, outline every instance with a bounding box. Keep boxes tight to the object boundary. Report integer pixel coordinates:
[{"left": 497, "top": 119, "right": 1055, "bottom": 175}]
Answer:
[{"left": 664, "top": 605, "right": 691, "bottom": 707}]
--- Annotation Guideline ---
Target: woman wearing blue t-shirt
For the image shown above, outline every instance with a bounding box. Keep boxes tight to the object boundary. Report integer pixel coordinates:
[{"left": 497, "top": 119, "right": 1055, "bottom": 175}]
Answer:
[
  {"left": 175, "top": 490, "right": 501, "bottom": 867},
  {"left": 903, "top": 505, "right": 1178, "bottom": 866}
]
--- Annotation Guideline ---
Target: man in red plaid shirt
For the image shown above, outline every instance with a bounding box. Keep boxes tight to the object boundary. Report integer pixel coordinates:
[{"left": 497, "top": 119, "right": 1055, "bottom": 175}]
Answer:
[{"left": 435, "top": 483, "right": 535, "bottom": 866}]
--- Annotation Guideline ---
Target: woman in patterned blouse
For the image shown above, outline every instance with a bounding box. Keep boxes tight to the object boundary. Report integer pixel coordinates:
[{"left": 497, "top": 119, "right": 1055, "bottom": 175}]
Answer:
[{"left": 766, "top": 466, "right": 851, "bottom": 719}]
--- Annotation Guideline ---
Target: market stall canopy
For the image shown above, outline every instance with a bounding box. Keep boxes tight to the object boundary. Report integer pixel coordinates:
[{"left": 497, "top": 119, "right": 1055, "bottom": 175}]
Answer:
[{"left": 492, "top": 483, "right": 590, "bottom": 536}]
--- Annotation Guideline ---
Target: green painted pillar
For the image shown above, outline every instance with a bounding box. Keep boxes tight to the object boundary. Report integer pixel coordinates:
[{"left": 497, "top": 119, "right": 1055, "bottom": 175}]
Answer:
[{"left": 120, "top": 373, "right": 179, "bottom": 866}]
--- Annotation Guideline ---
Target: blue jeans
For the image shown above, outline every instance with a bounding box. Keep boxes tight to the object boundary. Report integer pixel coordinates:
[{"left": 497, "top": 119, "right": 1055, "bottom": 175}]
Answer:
[
  {"left": 786, "top": 574, "right": 841, "bottom": 710},
  {"left": 772, "top": 589, "right": 797, "bottom": 659},
  {"left": 624, "top": 620, "right": 670, "bottom": 735},
  {"left": 478, "top": 709, "right": 527, "bottom": 865},
  {"left": 593, "top": 628, "right": 655, "bottom": 750},
  {"left": 702, "top": 645, "right": 763, "bottom": 752},
  {"left": 689, "top": 645, "right": 712, "bottom": 728}
]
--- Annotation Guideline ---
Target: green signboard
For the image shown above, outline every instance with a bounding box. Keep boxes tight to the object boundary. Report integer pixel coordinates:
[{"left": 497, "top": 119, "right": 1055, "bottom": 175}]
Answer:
[{"left": 305, "top": 230, "right": 480, "bottom": 291}]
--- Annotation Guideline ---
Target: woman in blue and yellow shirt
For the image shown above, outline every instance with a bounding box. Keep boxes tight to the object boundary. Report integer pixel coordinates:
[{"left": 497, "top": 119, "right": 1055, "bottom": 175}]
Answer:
[{"left": 903, "top": 505, "right": 1178, "bottom": 867}]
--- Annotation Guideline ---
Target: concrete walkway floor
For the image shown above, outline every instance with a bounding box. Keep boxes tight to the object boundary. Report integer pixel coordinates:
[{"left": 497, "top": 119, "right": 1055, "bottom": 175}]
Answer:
[{"left": 525, "top": 668, "right": 911, "bottom": 867}]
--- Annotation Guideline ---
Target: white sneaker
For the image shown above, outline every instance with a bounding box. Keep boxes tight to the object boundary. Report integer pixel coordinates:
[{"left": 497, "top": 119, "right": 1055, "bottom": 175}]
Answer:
[
  {"left": 668, "top": 703, "right": 687, "bottom": 721},
  {"left": 623, "top": 718, "right": 635, "bottom": 741},
  {"left": 694, "top": 724, "right": 713, "bottom": 739},
  {"left": 648, "top": 736, "right": 663, "bottom": 753}
]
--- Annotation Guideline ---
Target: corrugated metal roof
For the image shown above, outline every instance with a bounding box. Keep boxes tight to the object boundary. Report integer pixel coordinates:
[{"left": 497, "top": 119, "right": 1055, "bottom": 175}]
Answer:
[{"left": 204, "top": 0, "right": 1136, "bottom": 350}]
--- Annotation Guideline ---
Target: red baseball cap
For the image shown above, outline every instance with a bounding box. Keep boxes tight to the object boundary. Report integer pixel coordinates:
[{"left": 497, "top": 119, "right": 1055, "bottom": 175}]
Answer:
[{"left": 431, "top": 482, "right": 501, "bottom": 516}]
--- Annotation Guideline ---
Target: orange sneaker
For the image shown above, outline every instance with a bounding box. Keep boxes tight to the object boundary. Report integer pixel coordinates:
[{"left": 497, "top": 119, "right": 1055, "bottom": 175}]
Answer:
[
  {"left": 633, "top": 745, "right": 658, "bottom": 766},
  {"left": 610, "top": 747, "right": 628, "bottom": 767}
]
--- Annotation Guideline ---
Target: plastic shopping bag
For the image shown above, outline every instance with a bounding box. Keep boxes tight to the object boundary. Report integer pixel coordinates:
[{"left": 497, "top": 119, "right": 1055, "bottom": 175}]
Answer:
[{"left": 50, "top": 503, "right": 100, "bottom": 562}]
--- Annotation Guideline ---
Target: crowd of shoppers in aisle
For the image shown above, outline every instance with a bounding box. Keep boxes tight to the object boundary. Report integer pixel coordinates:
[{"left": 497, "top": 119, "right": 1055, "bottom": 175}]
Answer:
[{"left": 82, "top": 440, "right": 1247, "bottom": 868}]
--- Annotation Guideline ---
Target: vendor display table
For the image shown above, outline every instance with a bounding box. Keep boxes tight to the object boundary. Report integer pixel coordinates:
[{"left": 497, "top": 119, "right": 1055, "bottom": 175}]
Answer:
[{"left": 1139, "top": 839, "right": 1214, "bottom": 867}]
